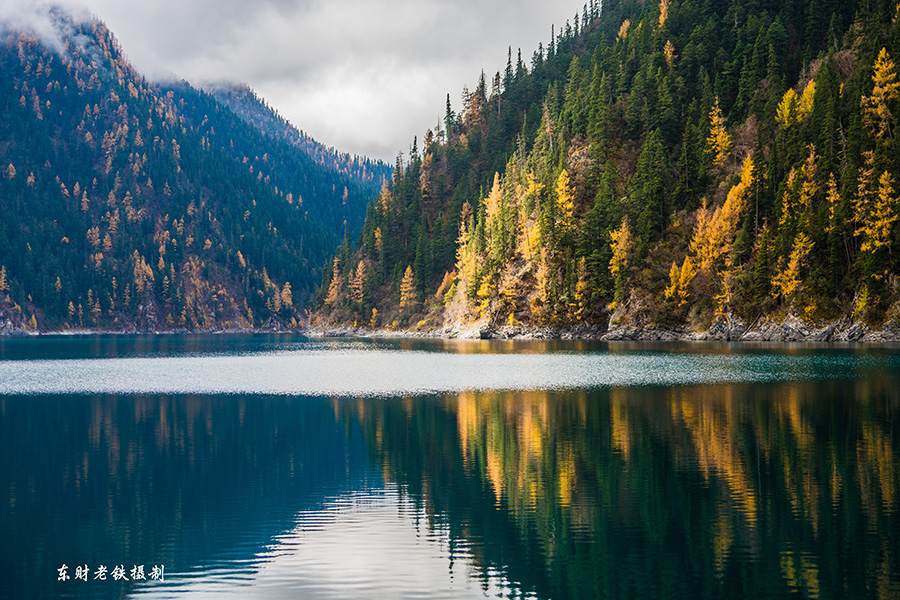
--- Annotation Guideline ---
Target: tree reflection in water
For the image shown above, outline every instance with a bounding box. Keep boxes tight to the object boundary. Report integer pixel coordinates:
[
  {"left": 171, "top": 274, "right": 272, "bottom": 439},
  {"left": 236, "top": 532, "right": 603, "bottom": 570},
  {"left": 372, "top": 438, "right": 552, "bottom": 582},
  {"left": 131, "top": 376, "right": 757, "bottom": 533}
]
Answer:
[{"left": 346, "top": 379, "right": 900, "bottom": 600}]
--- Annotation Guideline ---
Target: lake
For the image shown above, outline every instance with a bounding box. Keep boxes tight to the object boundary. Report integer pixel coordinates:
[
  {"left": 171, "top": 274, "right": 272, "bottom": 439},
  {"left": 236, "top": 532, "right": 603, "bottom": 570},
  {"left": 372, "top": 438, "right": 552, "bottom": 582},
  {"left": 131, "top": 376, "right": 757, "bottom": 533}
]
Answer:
[{"left": 0, "top": 335, "right": 898, "bottom": 599}]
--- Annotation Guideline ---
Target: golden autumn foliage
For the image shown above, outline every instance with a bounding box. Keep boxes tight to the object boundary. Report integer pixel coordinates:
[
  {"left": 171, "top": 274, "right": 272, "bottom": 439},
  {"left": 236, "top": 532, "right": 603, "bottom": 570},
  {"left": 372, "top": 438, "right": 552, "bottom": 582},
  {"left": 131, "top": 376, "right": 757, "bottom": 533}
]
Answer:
[
  {"left": 324, "top": 258, "right": 342, "bottom": 306},
  {"left": 400, "top": 266, "right": 416, "bottom": 308},
  {"left": 658, "top": 0, "right": 670, "bottom": 28},
  {"left": 861, "top": 48, "right": 899, "bottom": 139},
  {"left": 131, "top": 251, "right": 154, "bottom": 294},
  {"left": 852, "top": 151, "right": 899, "bottom": 257},
  {"left": 692, "top": 155, "right": 754, "bottom": 271},
  {"left": 484, "top": 172, "right": 503, "bottom": 225},
  {"left": 664, "top": 40, "right": 677, "bottom": 69},
  {"left": 665, "top": 255, "right": 698, "bottom": 306},
  {"left": 825, "top": 174, "right": 840, "bottom": 234},
  {"left": 609, "top": 216, "right": 633, "bottom": 279},
  {"left": 772, "top": 232, "right": 814, "bottom": 301},
  {"left": 516, "top": 172, "right": 544, "bottom": 263},
  {"left": 280, "top": 282, "right": 292, "bottom": 309},
  {"left": 707, "top": 97, "right": 732, "bottom": 169},
  {"left": 349, "top": 260, "right": 368, "bottom": 304},
  {"left": 859, "top": 172, "right": 898, "bottom": 254},
  {"left": 555, "top": 168, "right": 575, "bottom": 231},
  {"left": 667, "top": 155, "right": 753, "bottom": 311},
  {"left": 777, "top": 81, "right": 816, "bottom": 130}
]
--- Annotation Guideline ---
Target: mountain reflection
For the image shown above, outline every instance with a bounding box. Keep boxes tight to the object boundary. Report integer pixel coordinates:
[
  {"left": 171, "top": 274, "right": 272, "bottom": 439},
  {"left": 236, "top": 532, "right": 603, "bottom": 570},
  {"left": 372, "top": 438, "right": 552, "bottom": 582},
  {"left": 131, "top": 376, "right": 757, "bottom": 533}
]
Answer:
[
  {"left": 2, "top": 372, "right": 898, "bottom": 599},
  {"left": 346, "top": 380, "right": 900, "bottom": 600},
  {"left": 0, "top": 394, "right": 374, "bottom": 599}
]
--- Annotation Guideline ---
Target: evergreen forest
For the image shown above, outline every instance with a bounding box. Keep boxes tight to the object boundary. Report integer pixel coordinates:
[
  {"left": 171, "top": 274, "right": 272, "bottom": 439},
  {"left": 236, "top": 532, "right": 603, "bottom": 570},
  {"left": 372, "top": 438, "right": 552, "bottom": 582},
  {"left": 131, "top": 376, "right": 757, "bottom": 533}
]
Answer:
[
  {"left": 0, "top": 9, "right": 387, "bottom": 332},
  {"left": 315, "top": 0, "right": 900, "bottom": 336}
]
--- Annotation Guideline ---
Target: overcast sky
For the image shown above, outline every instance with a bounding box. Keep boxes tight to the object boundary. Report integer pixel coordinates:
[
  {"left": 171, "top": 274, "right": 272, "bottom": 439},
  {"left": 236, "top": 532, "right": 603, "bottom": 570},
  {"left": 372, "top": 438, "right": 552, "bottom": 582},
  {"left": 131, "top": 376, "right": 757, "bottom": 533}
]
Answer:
[{"left": 4, "top": 0, "right": 588, "bottom": 162}]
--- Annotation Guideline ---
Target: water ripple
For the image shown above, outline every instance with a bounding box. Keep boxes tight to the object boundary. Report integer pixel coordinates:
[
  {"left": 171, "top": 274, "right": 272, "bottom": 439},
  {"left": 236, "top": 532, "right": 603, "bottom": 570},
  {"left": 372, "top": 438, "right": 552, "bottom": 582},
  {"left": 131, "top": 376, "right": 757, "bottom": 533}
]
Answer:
[{"left": 0, "top": 347, "right": 893, "bottom": 396}]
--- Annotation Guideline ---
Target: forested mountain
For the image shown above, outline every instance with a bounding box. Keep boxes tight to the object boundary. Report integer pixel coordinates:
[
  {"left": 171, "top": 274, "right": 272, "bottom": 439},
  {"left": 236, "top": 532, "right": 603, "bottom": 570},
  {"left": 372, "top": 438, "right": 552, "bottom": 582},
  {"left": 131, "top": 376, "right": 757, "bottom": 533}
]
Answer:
[
  {"left": 204, "top": 82, "right": 392, "bottom": 190},
  {"left": 315, "top": 0, "right": 900, "bottom": 336},
  {"left": 0, "top": 9, "right": 381, "bottom": 333}
]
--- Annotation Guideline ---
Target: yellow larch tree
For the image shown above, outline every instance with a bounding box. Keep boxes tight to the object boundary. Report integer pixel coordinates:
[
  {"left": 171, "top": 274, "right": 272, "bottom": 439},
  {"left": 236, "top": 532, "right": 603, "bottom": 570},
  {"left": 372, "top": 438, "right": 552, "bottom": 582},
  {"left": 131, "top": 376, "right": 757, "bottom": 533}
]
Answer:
[
  {"left": 853, "top": 151, "right": 878, "bottom": 249},
  {"left": 777, "top": 89, "right": 797, "bottom": 129},
  {"left": 517, "top": 172, "right": 543, "bottom": 262},
  {"left": 400, "top": 266, "right": 417, "bottom": 308},
  {"left": 795, "top": 145, "right": 819, "bottom": 234},
  {"left": 776, "top": 81, "right": 815, "bottom": 130},
  {"left": 484, "top": 172, "right": 503, "bottom": 225},
  {"left": 664, "top": 40, "right": 677, "bottom": 69},
  {"left": 455, "top": 201, "right": 479, "bottom": 298},
  {"left": 609, "top": 216, "right": 633, "bottom": 306},
  {"left": 349, "top": 260, "right": 368, "bottom": 304},
  {"left": 374, "top": 227, "right": 383, "bottom": 256},
  {"left": 665, "top": 255, "right": 698, "bottom": 307},
  {"left": 825, "top": 174, "right": 841, "bottom": 235},
  {"left": 666, "top": 155, "right": 753, "bottom": 311},
  {"left": 689, "top": 154, "right": 754, "bottom": 275},
  {"left": 609, "top": 216, "right": 633, "bottom": 279},
  {"left": 859, "top": 171, "right": 898, "bottom": 254},
  {"left": 555, "top": 168, "right": 575, "bottom": 231},
  {"left": 707, "top": 97, "right": 732, "bottom": 169},
  {"left": 799, "top": 81, "right": 816, "bottom": 118},
  {"left": 280, "top": 282, "right": 292, "bottom": 311},
  {"left": 658, "top": 0, "right": 670, "bottom": 28},
  {"left": 772, "top": 232, "right": 815, "bottom": 301},
  {"left": 324, "top": 258, "right": 343, "bottom": 306},
  {"left": 861, "top": 48, "right": 899, "bottom": 139},
  {"left": 483, "top": 172, "right": 505, "bottom": 266}
]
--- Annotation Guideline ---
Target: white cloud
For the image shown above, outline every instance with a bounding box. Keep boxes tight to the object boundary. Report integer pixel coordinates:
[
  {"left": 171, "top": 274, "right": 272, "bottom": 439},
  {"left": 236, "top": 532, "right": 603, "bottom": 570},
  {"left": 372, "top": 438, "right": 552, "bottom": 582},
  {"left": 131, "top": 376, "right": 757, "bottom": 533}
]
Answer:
[{"left": 3, "top": 0, "right": 589, "bottom": 161}]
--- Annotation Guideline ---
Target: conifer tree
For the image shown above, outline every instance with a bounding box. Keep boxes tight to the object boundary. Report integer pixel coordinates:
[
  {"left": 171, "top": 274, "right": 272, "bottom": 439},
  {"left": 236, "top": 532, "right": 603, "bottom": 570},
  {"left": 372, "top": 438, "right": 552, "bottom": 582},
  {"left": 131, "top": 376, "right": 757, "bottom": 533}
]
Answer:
[
  {"left": 707, "top": 97, "right": 732, "bottom": 169},
  {"left": 400, "top": 266, "right": 416, "bottom": 308},
  {"left": 609, "top": 216, "right": 633, "bottom": 306},
  {"left": 862, "top": 48, "right": 899, "bottom": 140}
]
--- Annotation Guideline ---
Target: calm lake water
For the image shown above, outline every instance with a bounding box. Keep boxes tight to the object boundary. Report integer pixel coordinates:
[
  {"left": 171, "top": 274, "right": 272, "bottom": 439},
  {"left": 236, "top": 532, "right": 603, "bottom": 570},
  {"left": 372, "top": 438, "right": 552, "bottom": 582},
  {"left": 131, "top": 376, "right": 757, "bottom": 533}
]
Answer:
[{"left": 0, "top": 335, "right": 898, "bottom": 599}]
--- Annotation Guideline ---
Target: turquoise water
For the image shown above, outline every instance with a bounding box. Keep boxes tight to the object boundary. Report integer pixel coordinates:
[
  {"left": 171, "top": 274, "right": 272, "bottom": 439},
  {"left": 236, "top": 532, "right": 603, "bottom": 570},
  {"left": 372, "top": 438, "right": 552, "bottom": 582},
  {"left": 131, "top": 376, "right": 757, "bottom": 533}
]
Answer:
[{"left": 0, "top": 335, "right": 898, "bottom": 598}]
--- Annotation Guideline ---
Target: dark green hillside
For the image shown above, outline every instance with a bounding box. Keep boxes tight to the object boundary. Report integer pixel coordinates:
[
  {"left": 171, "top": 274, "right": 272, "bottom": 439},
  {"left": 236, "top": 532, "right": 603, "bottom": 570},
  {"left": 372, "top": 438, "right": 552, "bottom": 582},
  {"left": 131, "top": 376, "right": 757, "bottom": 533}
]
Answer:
[
  {"left": 315, "top": 0, "right": 900, "bottom": 334},
  {"left": 161, "top": 81, "right": 381, "bottom": 240},
  {"left": 204, "top": 82, "right": 392, "bottom": 190},
  {"left": 0, "top": 10, "right": 375, "bottom": 332}
]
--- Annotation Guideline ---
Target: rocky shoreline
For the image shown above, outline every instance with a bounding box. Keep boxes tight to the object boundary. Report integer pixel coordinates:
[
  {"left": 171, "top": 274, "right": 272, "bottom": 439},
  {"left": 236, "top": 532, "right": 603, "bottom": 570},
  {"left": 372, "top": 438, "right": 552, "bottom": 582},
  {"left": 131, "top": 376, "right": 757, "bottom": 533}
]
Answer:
[
  {"left": 307, "top": 314, "right": 900, "bottom": 343},
  {"left": 4, "top": 313, "right": 900, "bottom": 343}
]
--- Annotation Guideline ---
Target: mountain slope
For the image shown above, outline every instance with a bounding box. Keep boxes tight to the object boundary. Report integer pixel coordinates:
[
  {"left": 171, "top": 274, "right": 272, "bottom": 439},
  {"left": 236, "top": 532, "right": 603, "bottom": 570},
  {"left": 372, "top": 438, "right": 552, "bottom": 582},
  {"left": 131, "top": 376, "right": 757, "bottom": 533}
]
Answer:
[
  {"left": 0, "top": 9, "right": 377, "bottom": 333},
  {"left": 204, "top": 82, "right": 392, "bottom": 191},
  {"left": 314, "top": 0, "right": 900, "bottom": 337}
]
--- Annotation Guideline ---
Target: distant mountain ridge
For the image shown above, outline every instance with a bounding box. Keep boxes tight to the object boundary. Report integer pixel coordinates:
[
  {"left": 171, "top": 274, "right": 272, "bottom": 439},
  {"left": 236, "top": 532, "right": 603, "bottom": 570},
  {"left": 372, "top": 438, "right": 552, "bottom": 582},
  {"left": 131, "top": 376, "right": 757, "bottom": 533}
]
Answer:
[
  {"left": 0, "top": 8, "right": 379, "bottom": 334},
  {"left": 204, "top": 82, "right": 392, "bottom": 187}
]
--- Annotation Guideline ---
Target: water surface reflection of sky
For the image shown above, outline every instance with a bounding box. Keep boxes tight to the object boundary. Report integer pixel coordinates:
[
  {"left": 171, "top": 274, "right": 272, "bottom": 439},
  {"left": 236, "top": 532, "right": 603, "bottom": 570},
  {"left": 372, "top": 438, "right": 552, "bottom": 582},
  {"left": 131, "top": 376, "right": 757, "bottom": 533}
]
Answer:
[{"left": 135, "top": 485, "right": 527, "bottom": 599}]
